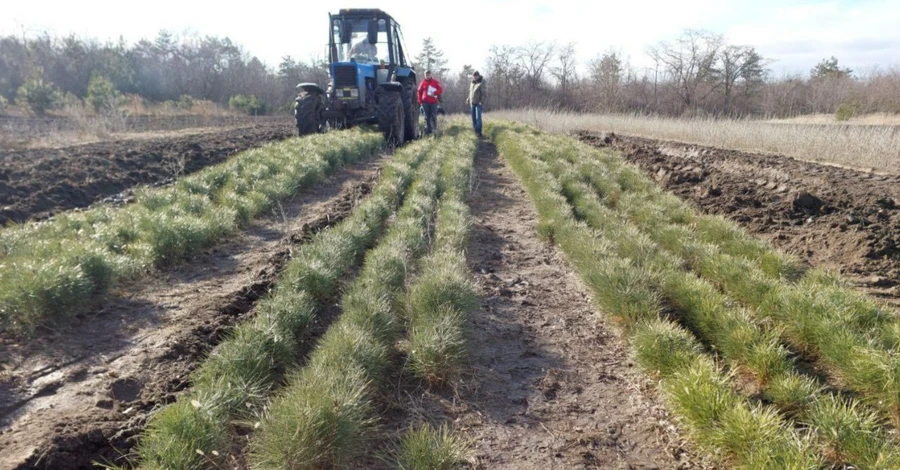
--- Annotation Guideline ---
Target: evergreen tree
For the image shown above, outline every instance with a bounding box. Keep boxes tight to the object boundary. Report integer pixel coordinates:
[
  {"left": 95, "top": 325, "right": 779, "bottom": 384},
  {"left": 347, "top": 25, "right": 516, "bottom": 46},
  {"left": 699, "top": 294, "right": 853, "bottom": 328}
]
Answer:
[
  {"left": 811, "top": 56, "right": 853, "bottom": 79},
  {"left": 458, "top": 64, "right": 475, "bottom": 82},
  {"left": 414, "top": 38, "right": 449, "bottom": 76}
]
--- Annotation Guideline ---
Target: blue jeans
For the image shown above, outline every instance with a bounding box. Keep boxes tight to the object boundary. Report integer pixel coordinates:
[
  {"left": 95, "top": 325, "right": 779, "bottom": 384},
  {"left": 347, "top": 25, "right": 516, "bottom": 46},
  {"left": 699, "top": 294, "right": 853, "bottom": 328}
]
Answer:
[
  {"left": 422, "top": 103, "right": 438, "bottom": 134},
  {"left": 470, "top": 104, "right": 483, "bottom": 135}
]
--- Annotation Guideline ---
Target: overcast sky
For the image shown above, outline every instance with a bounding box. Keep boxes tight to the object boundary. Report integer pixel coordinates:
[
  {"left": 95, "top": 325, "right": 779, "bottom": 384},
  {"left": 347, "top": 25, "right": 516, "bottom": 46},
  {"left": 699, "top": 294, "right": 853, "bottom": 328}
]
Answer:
[{"left": 3, "top": 0, "right": 898, "bottom": 78}]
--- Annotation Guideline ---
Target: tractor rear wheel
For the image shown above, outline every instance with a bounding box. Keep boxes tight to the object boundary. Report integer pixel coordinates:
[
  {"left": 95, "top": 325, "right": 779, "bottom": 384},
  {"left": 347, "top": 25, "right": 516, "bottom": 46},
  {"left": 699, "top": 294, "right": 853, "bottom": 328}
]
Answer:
[
  {"left": 295, "top": 93, "right": 323, "bottom": 137},
  {"left": 402, "top": 80, "right": 419, "bottom": 141},
  {"left": 377, "top": 89, "right": 405, "bottom": 147}
]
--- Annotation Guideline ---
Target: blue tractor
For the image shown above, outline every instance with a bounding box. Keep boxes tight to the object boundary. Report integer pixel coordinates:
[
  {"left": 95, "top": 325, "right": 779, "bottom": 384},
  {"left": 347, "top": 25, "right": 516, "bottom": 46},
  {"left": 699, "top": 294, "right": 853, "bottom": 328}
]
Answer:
[{"left": 294, "top": 9, "right": 419, "bottom": 146}]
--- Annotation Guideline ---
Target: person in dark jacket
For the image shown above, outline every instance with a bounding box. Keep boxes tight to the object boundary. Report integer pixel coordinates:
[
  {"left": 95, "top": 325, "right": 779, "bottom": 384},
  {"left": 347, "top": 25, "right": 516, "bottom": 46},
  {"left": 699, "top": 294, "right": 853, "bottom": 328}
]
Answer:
[
  {"left": 466, "top": 71, "right": 486, "bottom": 136},
  {"left": 417, "top": 70, "right": 443, "bottom": 135}
]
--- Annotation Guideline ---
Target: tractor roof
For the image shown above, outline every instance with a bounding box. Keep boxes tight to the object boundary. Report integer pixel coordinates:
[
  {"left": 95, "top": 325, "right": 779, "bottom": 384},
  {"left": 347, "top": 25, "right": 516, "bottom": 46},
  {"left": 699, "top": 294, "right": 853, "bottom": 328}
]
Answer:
[{"left": 336, "top": 8, "right": 396, "bottom": 22}]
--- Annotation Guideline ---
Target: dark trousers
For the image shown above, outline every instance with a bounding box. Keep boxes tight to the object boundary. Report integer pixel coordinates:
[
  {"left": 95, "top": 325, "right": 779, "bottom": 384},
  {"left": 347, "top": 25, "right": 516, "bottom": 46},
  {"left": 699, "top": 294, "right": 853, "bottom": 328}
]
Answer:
[
  {"left": 470, "top": 103, "right": 483, "bottom": 135},
  {"left": 423, "top": 103, "right": 438, "bottom": 134}
]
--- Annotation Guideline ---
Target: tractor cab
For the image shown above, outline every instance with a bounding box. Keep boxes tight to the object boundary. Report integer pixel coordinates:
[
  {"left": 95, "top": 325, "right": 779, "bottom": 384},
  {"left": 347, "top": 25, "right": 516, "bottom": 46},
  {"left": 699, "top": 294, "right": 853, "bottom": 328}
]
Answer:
[{"left": 294, "top": 9, "right": 418, "bottom": 146}]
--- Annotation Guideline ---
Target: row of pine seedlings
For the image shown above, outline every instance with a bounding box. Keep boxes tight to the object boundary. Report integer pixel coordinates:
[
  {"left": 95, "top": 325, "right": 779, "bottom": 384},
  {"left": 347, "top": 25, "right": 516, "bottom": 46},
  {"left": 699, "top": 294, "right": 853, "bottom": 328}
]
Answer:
[
  {"left": 249, "top": 128, "right": 476, "bottom": 470},
  {"left": 135, "top": 134, "right": 433, "bottom": 469},
  {"left": 135, "top": 126, "right": 476, "bottom": 470},
  {"left": 0, "top": 130, "right": 382, "bottom": 335},
  {"left": 395, "top": 128, "right": 476, "bottom": 469},
  {"left": 490, "top": 122, "right": 900, "bottom": 469}
]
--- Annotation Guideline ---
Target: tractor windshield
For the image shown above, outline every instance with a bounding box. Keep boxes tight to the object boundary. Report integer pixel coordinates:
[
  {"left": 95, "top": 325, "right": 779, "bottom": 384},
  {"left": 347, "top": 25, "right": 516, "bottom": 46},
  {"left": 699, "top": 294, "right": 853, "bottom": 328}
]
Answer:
[{"left": 333, "top": 18, "right": 389, "bottom": 65}]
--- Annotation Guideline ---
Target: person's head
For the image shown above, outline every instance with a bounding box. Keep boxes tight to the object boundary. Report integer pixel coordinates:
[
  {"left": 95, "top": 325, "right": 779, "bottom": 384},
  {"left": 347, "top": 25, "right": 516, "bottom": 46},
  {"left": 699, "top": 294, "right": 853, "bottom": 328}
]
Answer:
[
  {"left": 424, "top": 69, "right": 432, "bottom": 80},
  {"left": 473, "top": 71, "right": 481, "bottom": 81}
]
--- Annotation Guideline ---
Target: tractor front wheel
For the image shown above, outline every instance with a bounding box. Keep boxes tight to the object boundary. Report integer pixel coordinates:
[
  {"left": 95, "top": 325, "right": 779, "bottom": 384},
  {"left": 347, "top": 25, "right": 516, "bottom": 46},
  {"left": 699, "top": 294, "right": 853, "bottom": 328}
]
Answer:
[
  {"left": 402, "top": 80, "right": 419, "bottom": 141},
  {"left": 295, "top": 93, "right": 323, "bottom": 137},
  {"left": 377, "top": 90, "right": 405, "bottom": 147}
]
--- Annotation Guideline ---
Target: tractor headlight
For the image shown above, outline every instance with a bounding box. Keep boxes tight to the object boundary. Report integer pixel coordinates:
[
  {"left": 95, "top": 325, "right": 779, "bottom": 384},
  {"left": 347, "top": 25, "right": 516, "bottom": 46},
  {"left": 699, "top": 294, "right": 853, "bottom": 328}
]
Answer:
[{"left": 340, "top": 88, "right": 360, "bottom": 100}]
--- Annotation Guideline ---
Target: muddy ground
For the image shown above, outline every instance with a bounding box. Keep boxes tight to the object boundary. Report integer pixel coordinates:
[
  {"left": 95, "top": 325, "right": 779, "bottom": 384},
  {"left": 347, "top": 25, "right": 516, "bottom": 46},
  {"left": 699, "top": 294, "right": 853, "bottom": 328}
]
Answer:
[
  {"left": 0, "top": 155, "right": 383, "bottom": 470},
  {"left": 580, "top": 132, "right": 900, "bottom": 302},
  {"left": 0, "top": 122, "right": 294, "bottom": 225}
]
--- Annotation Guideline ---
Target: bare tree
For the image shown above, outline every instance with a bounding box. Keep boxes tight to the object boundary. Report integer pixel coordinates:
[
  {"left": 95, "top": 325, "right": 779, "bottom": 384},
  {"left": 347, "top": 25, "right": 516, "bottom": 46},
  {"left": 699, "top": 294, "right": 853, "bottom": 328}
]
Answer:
[
  {"left": 549, "top": 42, "right": 577, "bottom": 107},
  {"left": 487, "top": 45, "right": 525, "bottom": 108},
  {"left": 588, "top": 50, "right": 623, "bottom": 111},
  {"left": 516, "top": 41, "right": 555, "bottom": 92},
  {"left": 439, "top": 64, "right": 474, "bottom": 114},
  {"left": 648, "top": 29, "right": 724, "bottom": 113}
]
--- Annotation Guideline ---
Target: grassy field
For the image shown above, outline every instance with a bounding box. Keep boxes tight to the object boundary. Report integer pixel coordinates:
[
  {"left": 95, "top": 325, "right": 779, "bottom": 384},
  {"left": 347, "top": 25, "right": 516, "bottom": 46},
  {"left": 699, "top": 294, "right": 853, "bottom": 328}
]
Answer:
[{"left": 492, "top": 110, "right": 900, "bottom": 173}]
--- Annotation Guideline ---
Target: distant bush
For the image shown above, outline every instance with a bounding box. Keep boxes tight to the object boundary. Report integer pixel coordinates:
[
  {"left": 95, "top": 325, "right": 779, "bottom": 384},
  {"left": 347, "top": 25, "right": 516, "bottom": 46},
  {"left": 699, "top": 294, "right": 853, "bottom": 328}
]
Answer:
[
  {"left": 229, "top": 94, "right": 268, "bottom": 115},
  {"left": 835, "top": 101, "right": 862, "bottom": 121},
  {"left": 176, "top": 94, "right": 194, "bottom": 110},
  {"left": 16, "top": 77, "right": 62, "bottom": 115},
  {"left": 60, "top": 92, "right": 83, "bottom": 108},
  {"left": 86, "top": 73, "right": 122, "bottom": 112},
  {"left": 0, "top": 95, "right": 7, "bottom": 113}
]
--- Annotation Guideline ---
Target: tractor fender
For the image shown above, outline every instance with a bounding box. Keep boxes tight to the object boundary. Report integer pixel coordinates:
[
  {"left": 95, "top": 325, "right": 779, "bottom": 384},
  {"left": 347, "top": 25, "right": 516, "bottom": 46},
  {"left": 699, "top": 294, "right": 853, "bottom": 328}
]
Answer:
[
  {"left": 377, "top": 81, "right": 404, "bottom": 92},
  {"left": 296, "top": 83, "right": 326, "bottom": 96}
]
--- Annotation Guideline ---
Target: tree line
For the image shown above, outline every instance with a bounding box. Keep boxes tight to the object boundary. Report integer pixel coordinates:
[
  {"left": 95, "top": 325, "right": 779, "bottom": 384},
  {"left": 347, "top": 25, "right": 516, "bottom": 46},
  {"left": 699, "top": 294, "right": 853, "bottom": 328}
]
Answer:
[
  {"left": 1, "top": 30, "right": 898, "bottom": 119},
  {"left": 0, "top": 31, "right": 322, "bottom": 115},
  {"left": 484, "top": 30, "right": 900, "bottom": 118}
]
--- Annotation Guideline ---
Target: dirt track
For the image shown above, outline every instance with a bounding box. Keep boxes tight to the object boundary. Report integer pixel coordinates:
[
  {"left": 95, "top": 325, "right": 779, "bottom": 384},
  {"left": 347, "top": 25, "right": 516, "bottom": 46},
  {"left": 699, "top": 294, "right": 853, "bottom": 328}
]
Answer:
[
  {"left": 580, "top": 132, "right": 900, "bottom": 302},
  {"left": 0, "top": 123, "right": 294, "bottom": 225},
  {"left": 451, "top": 142, "right": 702, "bottom": 469},
  {"left": 0, "top": 155, "right": 383, "bottom": 470}
]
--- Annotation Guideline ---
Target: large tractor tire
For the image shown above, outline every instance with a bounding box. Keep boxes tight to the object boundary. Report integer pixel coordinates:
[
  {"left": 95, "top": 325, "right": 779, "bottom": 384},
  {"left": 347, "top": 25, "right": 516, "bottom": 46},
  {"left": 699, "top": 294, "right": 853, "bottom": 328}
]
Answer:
[
  {"left": 295, "top": 92, "right": 323, "bottom": 137},
  {"left": 377, "top": 89, "right": 405, "bottom": 147},
  {"left": 402, "top": 80, "right": 419, "bottom": 141}
]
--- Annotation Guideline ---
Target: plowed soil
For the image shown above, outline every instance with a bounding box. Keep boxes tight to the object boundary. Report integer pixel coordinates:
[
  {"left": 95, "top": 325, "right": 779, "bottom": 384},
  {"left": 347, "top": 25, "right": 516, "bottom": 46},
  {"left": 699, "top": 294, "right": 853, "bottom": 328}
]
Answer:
[
  {"left": 579, "top": 132, "right": 900, "bottom": 302},
  {"left": 0, "top": 155, "right": 384, "bottom": 470},
  {"left": 0, "top": 123, "right": 293, "bottom": 225}
]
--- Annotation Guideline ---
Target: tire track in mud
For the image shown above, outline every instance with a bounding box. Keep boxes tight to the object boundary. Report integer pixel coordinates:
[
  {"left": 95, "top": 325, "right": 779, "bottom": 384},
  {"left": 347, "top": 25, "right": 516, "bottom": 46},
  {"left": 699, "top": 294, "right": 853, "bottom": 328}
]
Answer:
[
  {"left": 0, "top": 156, "right": 383, "bottom": 470},
  {"left": 579, "top": 132, "right": 900, "bottom": 303},
  {"left": 361, "top": 141, "right": 706, "bottom": 470}
]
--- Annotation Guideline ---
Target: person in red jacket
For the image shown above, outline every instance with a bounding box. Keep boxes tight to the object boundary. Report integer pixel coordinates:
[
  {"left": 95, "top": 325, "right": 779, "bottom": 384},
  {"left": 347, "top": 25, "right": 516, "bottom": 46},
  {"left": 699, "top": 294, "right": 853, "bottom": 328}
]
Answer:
[{"left": 417, "top": 69, "right": 443, "bottom": 135}]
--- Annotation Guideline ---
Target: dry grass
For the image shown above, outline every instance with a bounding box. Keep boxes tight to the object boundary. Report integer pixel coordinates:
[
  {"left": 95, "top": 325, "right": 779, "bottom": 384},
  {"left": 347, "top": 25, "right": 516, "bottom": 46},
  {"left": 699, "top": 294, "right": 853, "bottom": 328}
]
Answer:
[
  {"left": 768, "top": 113, "right": 900, "bottom": 126},
  {"left": 492, "top": 109, "right": 900, "bottom": 173},
  {"left": 0, "top": 96, "right": 270, "bottom": 150}
]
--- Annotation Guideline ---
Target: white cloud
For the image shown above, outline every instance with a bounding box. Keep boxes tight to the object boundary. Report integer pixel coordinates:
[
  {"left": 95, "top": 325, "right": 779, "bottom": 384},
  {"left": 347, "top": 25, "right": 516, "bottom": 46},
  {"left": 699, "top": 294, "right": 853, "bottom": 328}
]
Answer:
[
  {"left": 1, "top": 0, "right": 898, "bottom": 77},
  {"left": 725, "top": 0, "right": 900, "bottom": 75}
]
